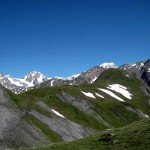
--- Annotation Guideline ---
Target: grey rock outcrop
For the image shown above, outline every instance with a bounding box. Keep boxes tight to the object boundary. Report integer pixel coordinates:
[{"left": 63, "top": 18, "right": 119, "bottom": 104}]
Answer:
[
  {"left": 119, "top": 59, "right": 150, "bottom": 88},
  {"left": 126, "top": 106, "right": 148, "bottom": 118},
  {"left": 8, "top": 121, "right": 50, "bottom": 148},
  {"left": 30, "top": 109, "right": 93, "bottom": 141},
  {"left": 0, "top": 85, "right": 49, "bottom": 149},
  {"left": 57, "top": 92, "right": 111, "bottom": 127}
]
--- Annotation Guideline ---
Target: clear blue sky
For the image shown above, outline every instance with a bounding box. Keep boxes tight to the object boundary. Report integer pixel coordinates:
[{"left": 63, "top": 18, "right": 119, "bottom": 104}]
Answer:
[{"left": 0, "top": 0, "right": 150, "bottom": 78}]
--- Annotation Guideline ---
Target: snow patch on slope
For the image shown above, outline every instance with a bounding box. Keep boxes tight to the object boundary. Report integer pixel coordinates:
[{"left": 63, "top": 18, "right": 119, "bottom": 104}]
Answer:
[
  {"left": 98, "top": 88, "right": 124, "bottom": 102},
  {"left": 91, "top": 77, "right": 98, "bottom": 83},
  {"left": 51, "top": 109, "right": 65, "bottom": 118},
  {"left": 95, "top": 93, "right": 104, "bottom": 98},
  {"left": 81, "top": 91, "right": 96, "bottom": 99},
  {"left": 140, "top": 63, "right": 144, "bottom": 67},
  {"left": 18, "top": 79, "right": 34, "bottom": 87},
  {"left": 107, "top": 84, "right": 132, "bottom": 99},
  {"left": 6, "top": 76, "right": 24, "bottom": 87},
  {"left": 55, "top": 76, "right": 65, "bottom": 80},
  {"left": 67, "top": 73, "right": 81, "bottom": 80},
  {"left": 50, "top": 80, "right": 54, "bottom": 86}
]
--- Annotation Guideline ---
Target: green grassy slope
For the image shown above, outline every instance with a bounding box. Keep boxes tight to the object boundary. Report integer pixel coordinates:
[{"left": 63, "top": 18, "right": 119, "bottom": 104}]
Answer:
[
  {"left": 21, "top": 118, "right": 150, "bottom": 150},
  {"left": 8, "top": 69, "right": 150, "bottom": 145}
]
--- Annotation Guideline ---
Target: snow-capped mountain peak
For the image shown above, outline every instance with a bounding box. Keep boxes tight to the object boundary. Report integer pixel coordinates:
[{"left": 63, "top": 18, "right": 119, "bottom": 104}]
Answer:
[
  {"left": 22, "top": 71, "right": 50, "bottom": 86},
  {"left": 0, "top": 71, "right": 50, "bottom": 94},
  {"left": 100, "top": 62, "right": 117, "bottom": 69}
]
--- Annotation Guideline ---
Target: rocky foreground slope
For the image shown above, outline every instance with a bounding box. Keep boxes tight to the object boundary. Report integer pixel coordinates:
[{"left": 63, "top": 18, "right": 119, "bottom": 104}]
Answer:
[
  {"left": 0, "top": 85, "right": 51, "bottom": 149},
  {"left": 0, "top": 68, "right": 149, "bottom": 149},
  {"left": 22, "top": 118, "right": 150, "bottom": 150}
]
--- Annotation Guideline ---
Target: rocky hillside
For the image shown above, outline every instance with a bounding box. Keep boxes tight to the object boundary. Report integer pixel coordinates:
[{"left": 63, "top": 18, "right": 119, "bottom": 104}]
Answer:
[
  {"left": 120, "top": 59, "right": 150, "bottom": 94},
  {"left": 36, "top": 62, "right": 117, "bottom": 88},
  {"left": 37, "top": 59, "right": 150, "bottom": 92},
  {"left": 22, "top": 118, "right": 150, "bottom": 150},
  {"left": 1, "top": 68, "right": 149, "bottom": 149},
  {"left": 0, "top": 85, "right": 50, "bottom": 149}
]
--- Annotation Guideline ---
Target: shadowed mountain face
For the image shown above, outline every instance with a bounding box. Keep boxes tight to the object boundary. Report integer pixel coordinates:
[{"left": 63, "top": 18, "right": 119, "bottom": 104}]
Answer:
[{"left": 0, "top": 68, "right": 149, "bottom": 149}]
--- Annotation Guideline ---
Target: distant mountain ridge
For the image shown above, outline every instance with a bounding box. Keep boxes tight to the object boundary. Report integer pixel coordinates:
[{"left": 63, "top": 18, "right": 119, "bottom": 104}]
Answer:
[
  {"left": 0, "top": 60, "right": 150, "bottom": 94},
  {"left": 0, "top": 71, "right": 49, "bottom": 93},
  {"left": 0, "top": 62, "right": 117, "bottom": 93},
  {"left": 34, "top": 62, "right": 117, "bottom": 89}
]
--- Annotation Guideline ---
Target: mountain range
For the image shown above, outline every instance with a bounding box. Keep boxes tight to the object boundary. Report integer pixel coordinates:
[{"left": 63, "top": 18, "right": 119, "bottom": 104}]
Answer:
[
  {"left": 0, "top": 59, "right": 150, "bottom": 149},
  {"left": 0, "top": 60, "right": 150, "bottom": 95},
  {"left": 0, "top": 62, "right": 117, "bottom": 94}
]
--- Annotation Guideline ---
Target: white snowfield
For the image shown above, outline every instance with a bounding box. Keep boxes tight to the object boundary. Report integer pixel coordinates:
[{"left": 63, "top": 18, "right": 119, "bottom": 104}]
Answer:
[
  {"left": 7, "top": 76, "right": 24, "bottom": 87},
  {"left": 107, "top": 84, "right": 132, "bottom": 99},
  {"left": 148, "top": 68, "right": 150, "bottom": 72},
  {"left": 81, "top": 91, "right": 96, "bottom": 99},
  {"left": 95, "top": 93, "right": 104, "bottom": 98},
  {"left": 51, "top": 109, "right": 65, "bottom": 118},
  {"left": 19, "top": 78, "right": 34, "bottom": 87},
  {"left": 126, "top": 75, "right": 130, "bottom": 77},
  {"left": 98, "top": 88, "right": 124, "bottom": 102}
]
